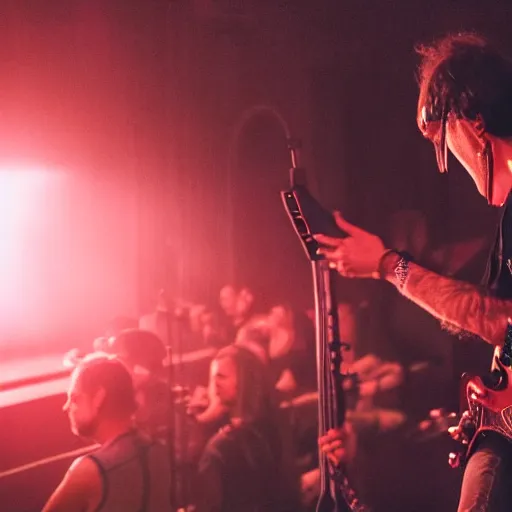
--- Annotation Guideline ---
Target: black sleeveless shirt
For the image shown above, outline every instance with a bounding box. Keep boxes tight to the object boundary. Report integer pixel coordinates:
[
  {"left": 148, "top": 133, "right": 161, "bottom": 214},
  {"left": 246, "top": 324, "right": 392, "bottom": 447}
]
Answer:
[
  {"left": 87, "top": 430, "right": 171, "bottom": 512},
  {"left": 483, "top": 192, "right": 512, "bottom": 298},
  {"left": 456, "top": 193, "right": 512, "bottom": 378}
]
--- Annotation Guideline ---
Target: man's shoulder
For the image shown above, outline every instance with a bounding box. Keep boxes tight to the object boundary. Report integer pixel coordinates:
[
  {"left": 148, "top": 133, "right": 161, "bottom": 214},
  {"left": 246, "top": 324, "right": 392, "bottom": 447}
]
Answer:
[
  {"left": 68, "top": 455, "right": 103, "bottom": 485},
  {"left": 90, "top": 430, "right": 161, "bottom": 465},
  {"left": 41, "top": 455, "right": 102, "bottom": 512}
]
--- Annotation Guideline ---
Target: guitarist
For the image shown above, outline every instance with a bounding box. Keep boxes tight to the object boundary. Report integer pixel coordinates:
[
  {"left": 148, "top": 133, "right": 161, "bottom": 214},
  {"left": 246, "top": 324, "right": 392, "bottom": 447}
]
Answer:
[{"left": 317, "top": 33, "right": 512, "bottom": 511}]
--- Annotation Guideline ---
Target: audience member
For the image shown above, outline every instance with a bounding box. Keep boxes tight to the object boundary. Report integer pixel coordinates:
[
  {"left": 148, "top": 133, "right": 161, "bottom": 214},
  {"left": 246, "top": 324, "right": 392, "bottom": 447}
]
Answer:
[{"left": 43, "top": 354, "right": 171, "bottom": 512}]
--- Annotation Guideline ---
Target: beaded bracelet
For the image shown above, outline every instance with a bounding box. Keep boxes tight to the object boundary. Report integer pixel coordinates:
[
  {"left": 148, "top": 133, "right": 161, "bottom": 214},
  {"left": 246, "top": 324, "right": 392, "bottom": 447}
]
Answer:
[
  {"left": 394, "top": 252, "right": 412, "bottom": 290},
  {"left": 376, "top": 249, "right": 412, "bottom": 290}
]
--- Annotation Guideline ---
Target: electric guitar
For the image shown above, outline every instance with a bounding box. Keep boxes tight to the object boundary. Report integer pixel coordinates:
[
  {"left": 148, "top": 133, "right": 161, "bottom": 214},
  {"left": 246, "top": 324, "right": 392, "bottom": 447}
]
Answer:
[
  {"left": 449, "top": 322, "right": 512, "bottom": 468},
  {"left": 281, "top": 140, "right": 368, "bottom": 512}
]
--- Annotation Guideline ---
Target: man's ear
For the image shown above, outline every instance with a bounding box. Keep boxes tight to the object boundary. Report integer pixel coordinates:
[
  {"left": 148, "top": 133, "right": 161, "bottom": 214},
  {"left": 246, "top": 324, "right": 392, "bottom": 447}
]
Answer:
[{"left": 92, "top": 387, "right": 106, "bottom": 411}]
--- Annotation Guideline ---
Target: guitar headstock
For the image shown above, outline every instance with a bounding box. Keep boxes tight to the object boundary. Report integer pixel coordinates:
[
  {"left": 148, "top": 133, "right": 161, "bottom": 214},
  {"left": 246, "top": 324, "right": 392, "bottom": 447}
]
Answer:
[{"left": 281, "top": 185, "right": 347, "bottom": 262}]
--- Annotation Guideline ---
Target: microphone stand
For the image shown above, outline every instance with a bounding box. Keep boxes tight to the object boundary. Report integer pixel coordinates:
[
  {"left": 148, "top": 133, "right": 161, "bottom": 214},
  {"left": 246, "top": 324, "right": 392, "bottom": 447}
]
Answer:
[
  {"left": 171, "top": 307, "right": 190, "bottom": 509},
  {"left": 164, "top": 305, "right": 178, "bottom": 511},
  {"left": 162, "top": 298, "right": 192, "bottom": 511}
]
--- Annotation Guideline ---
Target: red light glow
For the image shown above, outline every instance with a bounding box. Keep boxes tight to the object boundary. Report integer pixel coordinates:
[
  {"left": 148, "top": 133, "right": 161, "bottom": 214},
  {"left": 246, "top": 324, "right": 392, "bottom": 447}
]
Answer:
[{"left": 0, "top": 164, "right": 138, "bottom": 356}]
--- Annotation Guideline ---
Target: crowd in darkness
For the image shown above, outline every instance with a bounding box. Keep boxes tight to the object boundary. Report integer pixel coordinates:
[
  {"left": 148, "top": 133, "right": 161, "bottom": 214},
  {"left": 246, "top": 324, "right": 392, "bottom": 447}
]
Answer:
[{"left": 42, "top": 207, "right": 492, "bottom": 512}]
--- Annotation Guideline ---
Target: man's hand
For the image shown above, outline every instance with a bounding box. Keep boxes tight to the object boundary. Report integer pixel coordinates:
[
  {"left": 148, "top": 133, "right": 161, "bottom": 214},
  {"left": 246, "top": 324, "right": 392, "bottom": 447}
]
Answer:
[
  {"left": 448, "top": 410, "right": 476, "bottom": 445},
  {"left": 187, "top": 385, "right": 210, "bottom": 414},
  {"left": 318, "top": 423, "right": 356, "bottom": 466},
  {"left": 343, "top": 353, "right": 404, "bottom": 397},
  {"left": 314, "top": 212, "right": 387, "bottom": 278}
]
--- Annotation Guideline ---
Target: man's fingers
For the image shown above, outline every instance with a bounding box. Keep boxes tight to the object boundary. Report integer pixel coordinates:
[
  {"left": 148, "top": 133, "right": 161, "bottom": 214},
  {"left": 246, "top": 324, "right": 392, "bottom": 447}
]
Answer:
[
  {"left": 320, "top": 439, "right": 344, "bottom": 453},
  {"left": 319, "top": 428, "right": 344, "bottom": 444},
  {"left": 318, "top": 426, "right": 352, "bottom": 466},
  {"left": 448, "top": 426, "right": 460, "bottom": 436},
  {"left": 333, "top": 211, "right": 364, "bottom": 237},
  {"left": 314, "top": 234, "right": 340, "bottom": 248},
  {"left": 349, "top": 354, "right": 381, "bottom": 377},
  {"left": 327, "top": 450, "right": 346, "bottom": 466},
  {"left": 317, "top": 248, "right": 348, "bottom": 271},
  {"left": 315, "top": 245, "right": 352, "bottom": 277},
  {"left": 318, "top": 435, "right": 332, "bottom": 447},
  {"left": 325, "top": 260, "right": 354, "bottom": 277},
  {"left": 319, "top": 432, "right": 340, "bottom": 444},
  {"left": 448, "top": 424, "right": 470, "bottom": 443},
  {"left": 317, "top": 246, "right": 339, "bottom": 258}
]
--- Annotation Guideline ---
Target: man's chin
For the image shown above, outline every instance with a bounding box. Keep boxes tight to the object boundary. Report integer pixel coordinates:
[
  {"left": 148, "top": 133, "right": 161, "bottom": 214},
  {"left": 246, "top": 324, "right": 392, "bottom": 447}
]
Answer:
[{"left": 71, "top": 423, "right": 95, "bottom": 439}]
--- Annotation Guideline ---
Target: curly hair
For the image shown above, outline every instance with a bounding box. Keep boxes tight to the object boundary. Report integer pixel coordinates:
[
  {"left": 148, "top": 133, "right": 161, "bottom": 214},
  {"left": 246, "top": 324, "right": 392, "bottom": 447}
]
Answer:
[{"left": 417, "top": 32, "right": 512, "bottom": 137}]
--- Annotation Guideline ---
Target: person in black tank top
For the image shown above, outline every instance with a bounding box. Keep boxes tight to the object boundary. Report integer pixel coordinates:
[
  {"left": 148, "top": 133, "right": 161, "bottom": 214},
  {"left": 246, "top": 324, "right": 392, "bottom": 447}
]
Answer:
[{"left": 43, "top": 353, "right": 171, "bottom": 512}]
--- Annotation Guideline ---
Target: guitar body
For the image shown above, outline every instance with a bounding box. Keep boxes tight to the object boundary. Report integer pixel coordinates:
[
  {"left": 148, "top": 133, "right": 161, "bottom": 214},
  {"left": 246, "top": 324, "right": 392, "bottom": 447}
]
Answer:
[{"left": 455, "top": 346, "right": 512, "bottom": 467}]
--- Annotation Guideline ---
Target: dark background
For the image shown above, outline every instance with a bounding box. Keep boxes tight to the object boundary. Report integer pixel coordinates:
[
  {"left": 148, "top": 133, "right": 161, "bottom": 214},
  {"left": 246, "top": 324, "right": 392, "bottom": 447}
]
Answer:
[
  {"left": 1, "top": 0, "right": 508, "bottom": 330},
  {"left": 0, "top": 1, "right": 511, "bottom": 509}
]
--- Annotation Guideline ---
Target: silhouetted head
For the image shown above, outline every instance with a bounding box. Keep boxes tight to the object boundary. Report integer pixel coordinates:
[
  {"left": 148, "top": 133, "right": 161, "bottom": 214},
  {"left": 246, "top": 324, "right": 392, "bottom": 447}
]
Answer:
[
  {"left": 63, "top": 354, "right": 136, "bottom": 439},
  {"left": 417, "top": 33, "right": 512, "bottom": 205}
]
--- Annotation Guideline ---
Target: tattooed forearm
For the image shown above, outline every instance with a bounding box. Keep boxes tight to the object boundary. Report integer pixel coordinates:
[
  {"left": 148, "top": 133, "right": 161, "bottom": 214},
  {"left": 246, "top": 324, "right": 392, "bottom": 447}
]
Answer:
[
  {"left": 382, "top": 255, "right": 511, "bottom": 346},
  {"left": 438, "top": 319, "right": 474, "bottom": 340}
]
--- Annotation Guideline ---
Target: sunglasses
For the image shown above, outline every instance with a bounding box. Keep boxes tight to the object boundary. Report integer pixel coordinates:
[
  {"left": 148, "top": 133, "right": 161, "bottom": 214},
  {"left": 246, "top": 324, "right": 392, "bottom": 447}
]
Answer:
[{"left": 419, "top": 105, "right": 449, "bottom": 173}]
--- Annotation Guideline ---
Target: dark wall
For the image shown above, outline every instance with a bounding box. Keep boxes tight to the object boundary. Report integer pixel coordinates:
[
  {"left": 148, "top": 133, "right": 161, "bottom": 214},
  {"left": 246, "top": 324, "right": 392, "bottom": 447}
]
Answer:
[
  {"left": 161, "top": 2, "right": 317, "bottom": 309},
  {"left": 160, "top": 1, "right": 511, "bottom": 311},
  {"left": 2, "top": 0, "right": 509, "bottom": 333},
  {"left": 298, "top": 1, "right": 506, "bottom": 242}
]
